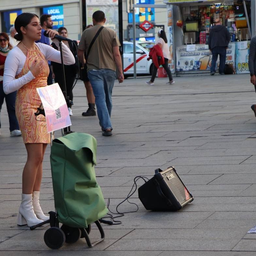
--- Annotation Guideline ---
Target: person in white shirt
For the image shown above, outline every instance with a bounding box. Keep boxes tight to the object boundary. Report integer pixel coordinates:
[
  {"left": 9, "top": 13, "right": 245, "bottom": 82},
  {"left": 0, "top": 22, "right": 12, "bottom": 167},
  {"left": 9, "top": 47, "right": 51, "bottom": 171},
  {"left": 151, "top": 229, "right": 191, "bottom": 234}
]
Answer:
[
  {"left": 9, "top": 26, "right": 18, "bottom": 47},
  {"left": 146, "top": 30, "right": 174, "bottom": 86},
  {"left": 3, "top": 13, "right": 75, "bottom": 228}
]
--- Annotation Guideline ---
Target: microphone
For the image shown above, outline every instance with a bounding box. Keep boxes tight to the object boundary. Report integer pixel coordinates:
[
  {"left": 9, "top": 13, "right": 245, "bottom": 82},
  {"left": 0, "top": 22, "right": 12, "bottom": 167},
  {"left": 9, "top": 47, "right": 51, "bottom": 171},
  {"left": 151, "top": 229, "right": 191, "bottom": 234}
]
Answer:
[{"left": 43, "top": 30, "right": 73, "bottom": 42}]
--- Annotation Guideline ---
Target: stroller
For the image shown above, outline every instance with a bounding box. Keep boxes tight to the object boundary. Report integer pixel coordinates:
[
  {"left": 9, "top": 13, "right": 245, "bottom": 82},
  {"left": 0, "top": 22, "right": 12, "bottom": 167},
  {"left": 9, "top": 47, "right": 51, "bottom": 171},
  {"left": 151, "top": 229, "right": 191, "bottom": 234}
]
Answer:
[{"left": 35, "top": 132, "right": 108, "bottom": 249}]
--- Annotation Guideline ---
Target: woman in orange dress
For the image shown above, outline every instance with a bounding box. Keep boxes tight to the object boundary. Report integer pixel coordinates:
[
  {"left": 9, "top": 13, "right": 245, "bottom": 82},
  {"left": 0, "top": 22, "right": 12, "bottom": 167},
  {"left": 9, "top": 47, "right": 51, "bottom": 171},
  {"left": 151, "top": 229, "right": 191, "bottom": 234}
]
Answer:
[{"left": 3, "top": 13, "right": 75, "bottom": 227}]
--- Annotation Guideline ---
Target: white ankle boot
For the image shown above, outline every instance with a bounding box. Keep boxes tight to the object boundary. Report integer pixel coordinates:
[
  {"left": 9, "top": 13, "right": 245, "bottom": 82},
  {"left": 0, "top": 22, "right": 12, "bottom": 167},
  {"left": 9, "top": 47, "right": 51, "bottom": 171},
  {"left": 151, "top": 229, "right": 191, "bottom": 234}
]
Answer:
[
  {"left": 32, "top": 191, "right": 49, "bottom": 221},
  {"left": 17, "top": 194, "right": 43, "bottom": 227}
]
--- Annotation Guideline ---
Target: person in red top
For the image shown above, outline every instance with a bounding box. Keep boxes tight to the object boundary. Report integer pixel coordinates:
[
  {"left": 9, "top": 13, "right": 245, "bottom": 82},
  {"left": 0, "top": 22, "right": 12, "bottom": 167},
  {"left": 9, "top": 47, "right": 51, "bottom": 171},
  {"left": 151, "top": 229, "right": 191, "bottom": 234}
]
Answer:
[
  {"left": 0, "top": 32, "right": 21, "bottom": 137},
  {"left": 146, "top": 30, "right": 174, "bottom": 86}
]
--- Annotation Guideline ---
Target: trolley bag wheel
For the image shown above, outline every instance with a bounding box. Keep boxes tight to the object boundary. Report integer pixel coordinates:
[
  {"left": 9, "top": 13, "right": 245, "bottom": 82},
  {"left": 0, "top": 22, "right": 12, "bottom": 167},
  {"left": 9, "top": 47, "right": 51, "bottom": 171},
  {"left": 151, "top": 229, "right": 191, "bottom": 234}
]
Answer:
[
  {"left": 61, "top": 224, "right": 81, "bottom": 244},
  {"left": 44, "top": 227, "right": 66, "bottom": 250}
]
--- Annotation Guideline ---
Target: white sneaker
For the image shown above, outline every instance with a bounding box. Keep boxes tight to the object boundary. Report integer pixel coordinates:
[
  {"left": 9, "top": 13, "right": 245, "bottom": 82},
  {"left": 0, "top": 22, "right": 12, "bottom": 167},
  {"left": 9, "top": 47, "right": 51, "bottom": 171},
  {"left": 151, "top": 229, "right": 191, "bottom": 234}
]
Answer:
[
  {"left": 146, "top": 81, "right": 154, "bottom": 86},
  {"left": 10, "top": 130, "right": 22, "bottom": 137},
  {"left": 68, "top": 108, "right": 73, "bottom": 116},
  {"left": 166, "top": 80, "right": 175, "bottom": 85}
]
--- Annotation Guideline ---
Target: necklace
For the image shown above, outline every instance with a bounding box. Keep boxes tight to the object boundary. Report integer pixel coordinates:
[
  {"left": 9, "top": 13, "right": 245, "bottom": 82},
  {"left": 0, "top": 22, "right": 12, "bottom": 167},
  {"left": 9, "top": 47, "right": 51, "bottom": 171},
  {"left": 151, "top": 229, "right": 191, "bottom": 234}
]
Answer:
[{"left": 20, "top": 42, "right": 35, "bottom": 53}]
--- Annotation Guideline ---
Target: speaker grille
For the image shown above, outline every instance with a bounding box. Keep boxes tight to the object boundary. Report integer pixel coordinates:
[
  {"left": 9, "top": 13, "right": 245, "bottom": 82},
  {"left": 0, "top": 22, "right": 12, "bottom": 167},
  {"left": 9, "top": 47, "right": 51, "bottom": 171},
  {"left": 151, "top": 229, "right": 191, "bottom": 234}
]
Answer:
[{"left": 161, "top": 169, "right": 192, "bottom": 206}]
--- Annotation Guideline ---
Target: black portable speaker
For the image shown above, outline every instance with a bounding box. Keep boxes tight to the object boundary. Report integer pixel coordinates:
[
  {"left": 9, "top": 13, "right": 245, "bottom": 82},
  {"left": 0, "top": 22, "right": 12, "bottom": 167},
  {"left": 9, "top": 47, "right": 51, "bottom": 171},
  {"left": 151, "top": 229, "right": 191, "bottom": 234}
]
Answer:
[{"left": 138, "top": 166, "right": 193, "bottom": 211}]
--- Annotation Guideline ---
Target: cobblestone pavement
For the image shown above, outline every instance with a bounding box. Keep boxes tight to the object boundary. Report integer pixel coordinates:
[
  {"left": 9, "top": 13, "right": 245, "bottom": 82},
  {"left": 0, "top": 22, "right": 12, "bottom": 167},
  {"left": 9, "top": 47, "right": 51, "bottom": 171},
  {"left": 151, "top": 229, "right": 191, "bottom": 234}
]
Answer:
[{"left": 1, "top": 74, "right": 256, "bottom": 255}]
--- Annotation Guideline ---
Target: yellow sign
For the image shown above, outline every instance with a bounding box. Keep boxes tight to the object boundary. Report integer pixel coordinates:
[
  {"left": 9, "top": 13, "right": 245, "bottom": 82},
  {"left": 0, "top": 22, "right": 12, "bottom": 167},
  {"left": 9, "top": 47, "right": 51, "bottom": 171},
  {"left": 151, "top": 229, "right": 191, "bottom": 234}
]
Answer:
[{"left": 10, "top": 13, "right": 18, "bottom": 25}]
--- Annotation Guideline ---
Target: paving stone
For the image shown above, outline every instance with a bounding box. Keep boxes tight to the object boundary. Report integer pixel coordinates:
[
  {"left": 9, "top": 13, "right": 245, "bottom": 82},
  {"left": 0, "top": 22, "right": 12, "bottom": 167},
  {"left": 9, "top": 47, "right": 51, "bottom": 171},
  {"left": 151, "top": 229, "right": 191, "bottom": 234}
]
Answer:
[{"left": 1, "top": 75, "right": 256, "bottom": 254}]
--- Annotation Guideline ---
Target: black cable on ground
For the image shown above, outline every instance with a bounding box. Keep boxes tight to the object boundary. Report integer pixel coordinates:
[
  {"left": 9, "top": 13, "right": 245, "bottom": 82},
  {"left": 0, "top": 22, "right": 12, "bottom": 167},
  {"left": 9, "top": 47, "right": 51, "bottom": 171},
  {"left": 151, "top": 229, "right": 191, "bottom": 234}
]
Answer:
[{"left": 100, "top": 176, "right": 149, "bottom": 225}]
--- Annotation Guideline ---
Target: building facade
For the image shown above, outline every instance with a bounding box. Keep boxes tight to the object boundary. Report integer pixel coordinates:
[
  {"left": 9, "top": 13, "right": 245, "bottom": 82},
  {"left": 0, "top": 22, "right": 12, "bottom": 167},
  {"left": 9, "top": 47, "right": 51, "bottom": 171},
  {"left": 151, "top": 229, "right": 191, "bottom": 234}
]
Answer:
[{"left": 0, "top": 0, "right": 168, "bottom": 42}]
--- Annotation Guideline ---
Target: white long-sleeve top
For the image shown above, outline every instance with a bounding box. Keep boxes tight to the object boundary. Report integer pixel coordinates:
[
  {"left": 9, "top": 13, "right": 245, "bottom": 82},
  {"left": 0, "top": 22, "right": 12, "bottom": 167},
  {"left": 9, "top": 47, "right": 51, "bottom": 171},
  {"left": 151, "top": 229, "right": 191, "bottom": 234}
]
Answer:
[
  {"left": 3, "top": 39, "right": 75, "bottom": 94},
  {"left": 157, "top": 38, "right": 171, "bottom": 60}
]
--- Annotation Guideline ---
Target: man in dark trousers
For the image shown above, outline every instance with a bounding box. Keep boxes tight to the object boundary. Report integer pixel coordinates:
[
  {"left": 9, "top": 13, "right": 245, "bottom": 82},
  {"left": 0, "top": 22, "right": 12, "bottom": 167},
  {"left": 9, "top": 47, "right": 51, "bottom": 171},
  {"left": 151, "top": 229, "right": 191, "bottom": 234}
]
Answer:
[
  {"left": 208, "top": 19, "right": 230, "bottom": 75},
  {"left": 78, "top": 10, "right": 124, "bottom": 137}
]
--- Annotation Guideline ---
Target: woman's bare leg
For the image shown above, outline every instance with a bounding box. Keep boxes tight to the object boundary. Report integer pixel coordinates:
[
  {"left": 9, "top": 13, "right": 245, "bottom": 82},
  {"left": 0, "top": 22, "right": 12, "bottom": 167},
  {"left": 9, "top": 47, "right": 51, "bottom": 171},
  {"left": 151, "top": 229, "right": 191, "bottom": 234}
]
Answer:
[{"left": 22, "top": 143, "right": 47, "bottom": 194}]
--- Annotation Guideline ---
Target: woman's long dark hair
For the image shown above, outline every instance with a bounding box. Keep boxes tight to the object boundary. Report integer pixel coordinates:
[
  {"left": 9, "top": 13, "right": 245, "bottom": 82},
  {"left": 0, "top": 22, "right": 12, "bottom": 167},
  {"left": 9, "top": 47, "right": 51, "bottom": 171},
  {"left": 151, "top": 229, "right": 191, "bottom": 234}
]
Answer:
[
  {"left": 14, "top": 13, "right": 39, "bottom": 41},
  {"left": 0, "top": 32, "right": 12, "bottom": 50},
  {"left": 158, "top": 30, "right": 167, "bottom": 43}
]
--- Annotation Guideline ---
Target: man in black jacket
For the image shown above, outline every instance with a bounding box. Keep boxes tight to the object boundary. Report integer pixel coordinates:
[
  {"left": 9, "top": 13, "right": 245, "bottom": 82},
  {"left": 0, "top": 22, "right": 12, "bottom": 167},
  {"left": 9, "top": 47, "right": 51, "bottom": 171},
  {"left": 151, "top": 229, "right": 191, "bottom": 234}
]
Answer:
[{"left": 208, "top": 19, "right": 230, "bottom": 75}]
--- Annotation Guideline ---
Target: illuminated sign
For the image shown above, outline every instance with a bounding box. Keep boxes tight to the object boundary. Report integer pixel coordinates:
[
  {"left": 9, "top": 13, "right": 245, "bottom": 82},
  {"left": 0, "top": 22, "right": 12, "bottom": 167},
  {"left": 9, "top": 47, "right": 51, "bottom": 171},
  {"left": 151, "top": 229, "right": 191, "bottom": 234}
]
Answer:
[
  {"left": 139, "top": 20, "right": 154, "bottom": 32},
  {"left": 42, "top": 5, "right": 64, "bottom": 29},
  {"left": 128, "top": 0, "right": 155, "bottom": 23}
]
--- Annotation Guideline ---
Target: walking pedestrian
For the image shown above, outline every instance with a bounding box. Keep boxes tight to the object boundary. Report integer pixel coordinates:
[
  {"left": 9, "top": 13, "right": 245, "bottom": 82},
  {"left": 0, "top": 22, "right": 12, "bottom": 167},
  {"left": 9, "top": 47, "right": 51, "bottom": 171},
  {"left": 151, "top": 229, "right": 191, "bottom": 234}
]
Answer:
[
  {"left": 146, "top": 29, "right": 174, "bottom": 86},
  {"left": 0, "top": 32, "right": 21, "bottom": 137},
  {"left": 3, "top": 13, "right": 75, "bottom": 227},
  {"left": 208, "top": 18, "right": 230, "bottom": 75},
  {"left": 80, "top": 25, "right": 96, "bottom": 117},
  {"left": 78, "top": 10, "right": 124, "bottom": 136}
]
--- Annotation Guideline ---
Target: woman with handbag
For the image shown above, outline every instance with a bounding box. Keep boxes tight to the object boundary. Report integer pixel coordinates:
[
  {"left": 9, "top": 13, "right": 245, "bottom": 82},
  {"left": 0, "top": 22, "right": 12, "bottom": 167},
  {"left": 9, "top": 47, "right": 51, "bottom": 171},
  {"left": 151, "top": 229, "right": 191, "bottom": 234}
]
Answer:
[{"left": 3, "top": 13, "right": 75, "bottom": 227}]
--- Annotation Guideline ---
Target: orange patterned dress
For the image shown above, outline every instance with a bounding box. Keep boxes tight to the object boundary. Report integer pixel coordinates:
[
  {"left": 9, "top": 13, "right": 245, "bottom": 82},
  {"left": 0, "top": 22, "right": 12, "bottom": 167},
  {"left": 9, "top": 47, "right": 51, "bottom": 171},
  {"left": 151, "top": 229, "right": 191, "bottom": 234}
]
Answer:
[{"left": 15, "top": 45, "right": 50, "bottom": 144}]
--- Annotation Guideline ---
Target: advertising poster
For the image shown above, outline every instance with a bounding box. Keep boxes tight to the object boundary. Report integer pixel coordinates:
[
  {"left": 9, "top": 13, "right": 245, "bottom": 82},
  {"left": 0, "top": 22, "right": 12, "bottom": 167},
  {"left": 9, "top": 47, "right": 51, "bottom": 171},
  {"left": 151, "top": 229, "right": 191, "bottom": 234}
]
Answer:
[
  {"left": 2, "top": 9, "right": 22, "bottom": 33},
  {"left": 42, "top": 5, "right": 64, "bottom": 30},
  {"left": 87, "top": 1, "right": 118, "bottom": 33},
  {"left": 176, "top": 43, "right": 236, "bottom": 72},
  {"left": 128, "top": 0, "right": 155, "bottom": 23},
  {"left": 236, "top": 41, "right": 250, "bottom": 74},
  {"left": 37, "top": 83, "right": 71, "bottom": 133}
]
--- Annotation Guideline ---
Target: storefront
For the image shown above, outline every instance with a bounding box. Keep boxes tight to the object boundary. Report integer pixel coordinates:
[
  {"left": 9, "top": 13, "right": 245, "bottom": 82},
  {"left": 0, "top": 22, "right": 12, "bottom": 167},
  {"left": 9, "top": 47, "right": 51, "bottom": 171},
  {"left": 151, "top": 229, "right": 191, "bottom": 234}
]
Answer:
[
  {"left": 0, "top": 0, "right": 122, "bottom": 42},
  {"left": 0, "top": 2, "right": 81, "bottom": 40},
  {"left": 164, "top": 0, "right": 252, "bottom": 74}
]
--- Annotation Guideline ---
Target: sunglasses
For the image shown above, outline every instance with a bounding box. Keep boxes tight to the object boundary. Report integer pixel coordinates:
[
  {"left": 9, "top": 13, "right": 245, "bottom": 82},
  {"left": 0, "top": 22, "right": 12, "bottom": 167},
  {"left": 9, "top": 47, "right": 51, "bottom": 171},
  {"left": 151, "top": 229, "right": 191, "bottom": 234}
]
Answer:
[{"left": 0, "top": 39, "right": 7, "bottom": 42}]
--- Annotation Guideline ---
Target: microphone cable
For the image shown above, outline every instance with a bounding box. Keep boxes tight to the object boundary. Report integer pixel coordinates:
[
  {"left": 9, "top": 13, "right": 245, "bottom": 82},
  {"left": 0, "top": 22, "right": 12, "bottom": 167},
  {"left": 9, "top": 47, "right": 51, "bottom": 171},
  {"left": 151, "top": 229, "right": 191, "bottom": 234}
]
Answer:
[{"left": 100, "top": 175, "right": 149, "bottom": 226}]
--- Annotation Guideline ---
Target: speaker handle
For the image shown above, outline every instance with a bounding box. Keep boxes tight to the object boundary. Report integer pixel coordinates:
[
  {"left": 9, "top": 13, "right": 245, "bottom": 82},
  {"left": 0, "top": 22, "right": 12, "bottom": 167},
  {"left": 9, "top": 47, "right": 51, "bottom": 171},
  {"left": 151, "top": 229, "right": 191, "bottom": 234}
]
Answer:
[{"left": 155, "top": 168, "right": 162, "bottom": 174}]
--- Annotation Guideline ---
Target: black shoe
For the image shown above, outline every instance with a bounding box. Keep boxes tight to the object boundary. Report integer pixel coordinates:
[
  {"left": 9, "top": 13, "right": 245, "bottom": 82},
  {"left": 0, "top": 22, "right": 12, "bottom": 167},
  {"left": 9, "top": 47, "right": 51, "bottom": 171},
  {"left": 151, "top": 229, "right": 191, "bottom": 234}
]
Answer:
[
  {"left": 210, "top": 72, "right": 215, "bottom": 76},
  {"left": 82, "top": 108, "right": 96, "bottom": 116},
  {"left": 251, "top": 105, "right": 256, "bottom": 117},
  {"left": 102, "top": 129, "right": 112, "bottom": 136}
]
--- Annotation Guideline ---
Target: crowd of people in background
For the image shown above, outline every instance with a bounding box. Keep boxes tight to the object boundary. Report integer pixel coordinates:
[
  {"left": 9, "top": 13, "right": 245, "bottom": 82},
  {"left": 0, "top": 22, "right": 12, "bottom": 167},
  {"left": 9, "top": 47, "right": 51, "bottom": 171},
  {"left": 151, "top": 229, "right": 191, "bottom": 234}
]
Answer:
[
  {"left": 3, "top": 11, "right": 256, "bottom": 140},
  {"left": 0, "top": 11, "right": 180, "bottom": 139}
]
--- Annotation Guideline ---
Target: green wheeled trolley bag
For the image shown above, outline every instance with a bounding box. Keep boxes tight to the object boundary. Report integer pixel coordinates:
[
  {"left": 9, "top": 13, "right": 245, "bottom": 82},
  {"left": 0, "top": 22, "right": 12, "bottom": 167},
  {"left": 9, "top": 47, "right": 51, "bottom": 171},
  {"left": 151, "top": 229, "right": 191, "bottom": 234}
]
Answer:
[{"left": 43, "top": 132, "right": 108, "bottom": 249}]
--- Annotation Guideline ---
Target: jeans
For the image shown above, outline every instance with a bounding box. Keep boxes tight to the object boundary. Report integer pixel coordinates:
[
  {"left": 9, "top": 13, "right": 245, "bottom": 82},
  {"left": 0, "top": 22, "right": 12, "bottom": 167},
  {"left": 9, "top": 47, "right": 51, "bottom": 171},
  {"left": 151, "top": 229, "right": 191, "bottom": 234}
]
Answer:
[
  {"left": 88, "top": 69, "right": 116, "bottom": 130},
  {"left": 151, "top": 58, "right": 173, "bottom": 82},
  {"left": 211, "top": 47, "right": 227, "bottom": 74},
  {"left": 0, "top": 82, "right": 19, "bottom": 131}
]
